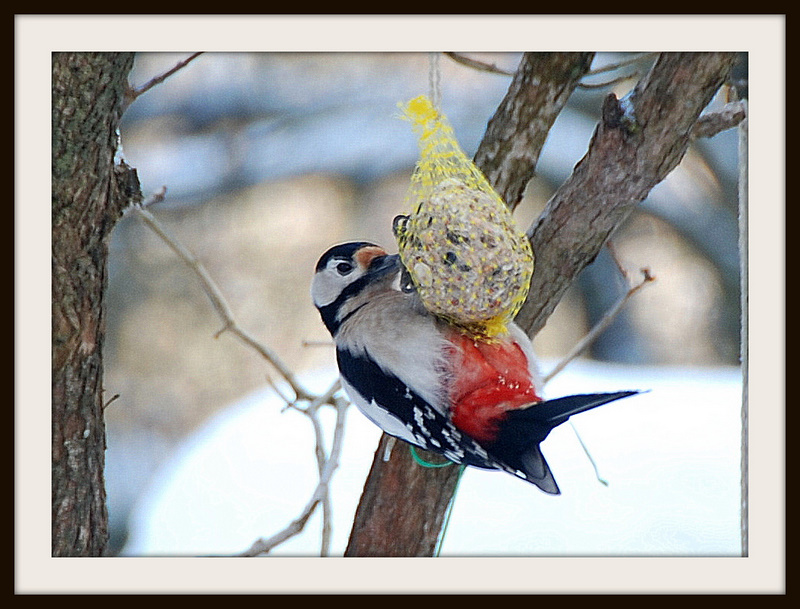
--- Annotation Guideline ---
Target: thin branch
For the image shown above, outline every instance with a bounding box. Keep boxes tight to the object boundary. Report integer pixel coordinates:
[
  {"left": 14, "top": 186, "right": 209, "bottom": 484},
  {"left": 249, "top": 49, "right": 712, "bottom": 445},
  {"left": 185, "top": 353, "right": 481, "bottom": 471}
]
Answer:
[
  {"left": 270, "top": 374, "right": 335, "bottom": 553},
  {"left": 133, "top": 187, "right": 348, "bottom": 557},
  {"left": 444, "top": 52, "right": 514, "bottom": 76},
  {"left": 274, "top": 377, "right": 343, "bottom": 555},
  {"left": 265, "top": 373, "right": 298, "bottom": 413},
  {"left": 543, "top": 264, "right": 655, "bottom": 385},
  {"left": 140, "top": 186, "right": 167, "bottom": 208},
  {"left": 577, "top": 53, "right": 656, "bottom": 89},
  {"left": 240, "top": 396, "right": 349, "bottom": 557},
  {"left": 691, "top": 100, "right": 747, "bottom": 139},
  {"left": 540, "top": 244, "right": 654, "bottom": 487},
  {"left": 124, "top": 52, "right": 203, "bottom": 109},
  {"left": 131, "top": 198, "right": 315, "bottom": 402},
  {"left": 102, "top": 393, "right": 121, "bottom": 411},
  {"left": 382, "top": 436, "right": 397, "bottom": 462},
  {"left": 583, "top": 52, "right": 657, "bottom": 77},
  {"left": 306, "top": 407, "right": 334, "bottom": 555},
  {"left": 445, "top": 52, "right": 657, "bottom": 83},
  {"left": 305, "top": 378, "right": 343, "bottom": 413},
  {"left": 577, "top": 72, "right": 638, "bottom": 90},
  {"left": 304, "top": 380, "right": 344, "bottom": 556},
  {"left": 225, "top": 325, "right": 315, "bottom": 402}
]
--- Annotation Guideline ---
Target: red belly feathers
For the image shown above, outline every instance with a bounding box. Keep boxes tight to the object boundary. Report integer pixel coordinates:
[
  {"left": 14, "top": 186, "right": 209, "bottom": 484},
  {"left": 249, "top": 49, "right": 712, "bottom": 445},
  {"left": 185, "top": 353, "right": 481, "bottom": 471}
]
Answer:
[{"left": 446, "top": 331, "right": 541, "bottom": 443}]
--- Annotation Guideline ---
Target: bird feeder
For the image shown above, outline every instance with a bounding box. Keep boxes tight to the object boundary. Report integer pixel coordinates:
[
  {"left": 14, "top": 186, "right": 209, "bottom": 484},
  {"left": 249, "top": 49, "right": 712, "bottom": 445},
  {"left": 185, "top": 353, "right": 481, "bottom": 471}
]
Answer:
[{"left": 393, "top": 95, "right": 534, "bottom": 339}]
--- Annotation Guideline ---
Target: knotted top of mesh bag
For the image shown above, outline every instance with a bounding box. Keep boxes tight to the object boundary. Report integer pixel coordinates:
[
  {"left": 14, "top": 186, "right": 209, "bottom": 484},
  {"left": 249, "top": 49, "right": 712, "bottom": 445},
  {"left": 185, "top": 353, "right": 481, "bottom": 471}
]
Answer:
[{"left": 393, "top": 95, "right": 534, "bottom": 339}]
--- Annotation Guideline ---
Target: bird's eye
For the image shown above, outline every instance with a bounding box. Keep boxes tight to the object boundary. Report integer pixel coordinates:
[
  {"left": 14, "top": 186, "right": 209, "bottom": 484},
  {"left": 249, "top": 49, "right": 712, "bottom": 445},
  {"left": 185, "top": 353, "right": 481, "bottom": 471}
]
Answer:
[{"left": 335, "top": 261, "right": 354, "bottom": 275}]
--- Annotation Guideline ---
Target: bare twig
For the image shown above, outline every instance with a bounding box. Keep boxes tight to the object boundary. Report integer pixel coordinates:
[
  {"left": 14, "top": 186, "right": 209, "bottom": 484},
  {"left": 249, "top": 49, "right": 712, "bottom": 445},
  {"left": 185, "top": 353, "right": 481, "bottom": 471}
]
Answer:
[
  {"left": 445, "top": 52, "right": 656, "bottom": 83},
  {"left": 577, "top": 53, "right": 657, "bottom": 90},
  {"left": 240, "top": 396, "right": 349, "bottom": 557},
  {"left": 131, "top": 199, "right": 314, "bottom": 402},
  {"left": 224, "top": 325, "right": 315, "bottom": 402},
  {"left": 124, "top": 52, "right": 203, "bottom": 109},
  {"left": 583, "top": 52, "right": 657, "bottom": 77},
  {"left": 304, "top": 380, "right": 343, "bottom": 555},
  {"left": 444, "top": 52, "right": 514, "bottom": 76},
  {"left": 102, "top": 393, "right": 121, "bottom": 411},
  {"left": 140, "top": 186, "right": 167, "bottom": 208},
  {"left": 282, "top": 378, "right": 343, "bottom": 554},
  {"left": 577, "top": 72, "right": 638, "bottom": 90},
  {"left": 537, "top": 244, "right": 654, "bottom": 486},
  {"left": 306, "top": 406, "right": 334, "bottom": 555},
  {"left": 382, "top": 436, "right": 397, "bottom": 462},
  {"left": 543, "top": 263, "right": 655, "bottom": 385},
  {"left": 538, "top": 244, "right": 654, "bottom": 486},
  {"left": 133, "top": 185, "right": 351, "bottom": 556},
  {"left": 691, "top": 100, "right": 747, "bottom": 139},
  {"left": 266, "top": 373, "right": 300, "bottom": 414},
  {"left": 305, "top": 379, "right": 343, "bottom": 413}
]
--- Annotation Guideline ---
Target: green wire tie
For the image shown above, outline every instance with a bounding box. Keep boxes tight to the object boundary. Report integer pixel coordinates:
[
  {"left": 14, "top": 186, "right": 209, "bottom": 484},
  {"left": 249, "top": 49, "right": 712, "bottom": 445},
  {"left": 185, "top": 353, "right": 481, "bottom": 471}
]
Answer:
[{"left": 409, "top": 445, "right": 456, "bottom": 468}]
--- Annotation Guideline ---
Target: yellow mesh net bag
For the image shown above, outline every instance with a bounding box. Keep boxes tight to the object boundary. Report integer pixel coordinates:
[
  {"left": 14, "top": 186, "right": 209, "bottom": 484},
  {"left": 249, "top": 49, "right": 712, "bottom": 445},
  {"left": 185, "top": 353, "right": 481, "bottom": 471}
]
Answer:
[{"left": 393, "top": 95, "right": 534, "bottom": 339}]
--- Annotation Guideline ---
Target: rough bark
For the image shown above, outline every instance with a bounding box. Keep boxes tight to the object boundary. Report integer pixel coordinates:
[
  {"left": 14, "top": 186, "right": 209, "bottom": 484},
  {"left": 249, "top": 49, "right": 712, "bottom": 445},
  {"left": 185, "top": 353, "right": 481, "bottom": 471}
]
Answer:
[
  {"left": 344, "top": 53, "right": 595, "bottom": 557},
  {"left": 52, "top": 52, "right": 138, "bottom": 556}
]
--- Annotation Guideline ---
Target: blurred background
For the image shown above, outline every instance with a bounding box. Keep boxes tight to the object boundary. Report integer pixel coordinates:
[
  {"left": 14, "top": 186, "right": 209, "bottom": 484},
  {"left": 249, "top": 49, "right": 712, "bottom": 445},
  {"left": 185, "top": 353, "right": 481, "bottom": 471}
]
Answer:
[{"left": 104, "top": 52, "right": 747, "bottom": 555}]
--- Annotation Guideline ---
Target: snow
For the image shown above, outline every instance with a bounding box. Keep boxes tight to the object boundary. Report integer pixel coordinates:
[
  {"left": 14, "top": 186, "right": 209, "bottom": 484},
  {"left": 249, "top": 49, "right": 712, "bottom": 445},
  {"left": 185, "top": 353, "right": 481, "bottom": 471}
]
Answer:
[{"left": 122, "top": 361, "right": 745, "bottom": 558}]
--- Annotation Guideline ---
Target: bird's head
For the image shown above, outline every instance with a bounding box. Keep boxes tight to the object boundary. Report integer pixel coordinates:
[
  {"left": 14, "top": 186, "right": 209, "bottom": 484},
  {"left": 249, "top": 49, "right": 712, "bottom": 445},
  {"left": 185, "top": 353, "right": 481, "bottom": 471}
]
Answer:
[{"left": 311, "top": 242, "right": 401, "bottom": 335}]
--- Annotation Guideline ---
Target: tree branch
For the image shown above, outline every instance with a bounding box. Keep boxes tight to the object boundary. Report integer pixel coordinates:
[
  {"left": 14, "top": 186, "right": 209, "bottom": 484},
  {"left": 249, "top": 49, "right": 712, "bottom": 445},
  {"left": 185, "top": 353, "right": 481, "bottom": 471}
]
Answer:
[
  {"left": 124, "top": 52, "right": 203, "bottom": 110},
  {"left": 543, "top": 261, "right": 655, "bottom": 385},
  {"left": 133, "top": 188, "right": 352, "bottom": 556},
  {"left": 514, "top": 52, "right": 738, "bottom": 338},
  {"left": 344, "top": 434, "right": 465, "bottom": 556},
  {"left": 691, "top": 100, "right": 747, "bottom": 139},
  {"left": 130, "top": 196, "right": 316, "bottom": 402},
  {"left": 240, "top": 394, "right": 349, "bottom": 557},
  {"left": 474, "top": 52, "right": 595, "bottom": 210},
  {"left": 444, "top": 52, "right": 514, "bottom": 76}
]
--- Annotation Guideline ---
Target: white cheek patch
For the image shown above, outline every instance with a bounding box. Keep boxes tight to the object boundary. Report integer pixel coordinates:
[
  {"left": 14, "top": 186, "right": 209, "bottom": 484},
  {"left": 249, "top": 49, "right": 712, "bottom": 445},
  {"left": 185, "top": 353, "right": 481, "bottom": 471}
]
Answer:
[
  {"left": 311, "top": 264, "right": 365, "bottom": 308},
  {"left": 310, "top": 273, "right": 340, "bottom": 308}
]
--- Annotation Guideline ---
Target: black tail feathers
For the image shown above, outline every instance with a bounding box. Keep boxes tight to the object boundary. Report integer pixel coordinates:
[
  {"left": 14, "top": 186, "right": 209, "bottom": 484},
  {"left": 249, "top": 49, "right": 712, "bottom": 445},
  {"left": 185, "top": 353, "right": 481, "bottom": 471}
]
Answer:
[{"left": 489, "top": 391, "right": 640, "bottom": 494}]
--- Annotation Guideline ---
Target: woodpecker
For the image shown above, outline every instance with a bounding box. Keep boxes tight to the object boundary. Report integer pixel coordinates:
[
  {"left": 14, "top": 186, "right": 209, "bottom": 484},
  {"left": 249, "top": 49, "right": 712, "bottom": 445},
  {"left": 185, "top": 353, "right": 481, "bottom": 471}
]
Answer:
[{"left": 311, "top": 241, "right": 638, "bottom": 494}]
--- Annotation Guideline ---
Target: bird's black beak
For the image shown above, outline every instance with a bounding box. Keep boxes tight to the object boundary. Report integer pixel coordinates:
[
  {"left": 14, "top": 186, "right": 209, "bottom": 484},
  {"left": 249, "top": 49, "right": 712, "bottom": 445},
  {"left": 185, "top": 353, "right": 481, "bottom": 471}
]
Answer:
[{"left": 366, "top": 252, "right": 401, "bottom": 278}]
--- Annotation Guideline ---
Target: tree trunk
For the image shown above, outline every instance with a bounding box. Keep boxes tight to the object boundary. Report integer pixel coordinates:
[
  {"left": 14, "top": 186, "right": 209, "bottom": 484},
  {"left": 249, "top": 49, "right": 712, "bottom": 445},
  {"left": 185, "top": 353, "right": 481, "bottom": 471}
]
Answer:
[
  {"left": 344, "top": 435, "right": 465, "bottom": 556},
  {"left": 52, "top": 52, "right": 138, "bottom": 556},
  {"left": 344, "top": 52, "right": 738, "bottom": 557}
]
